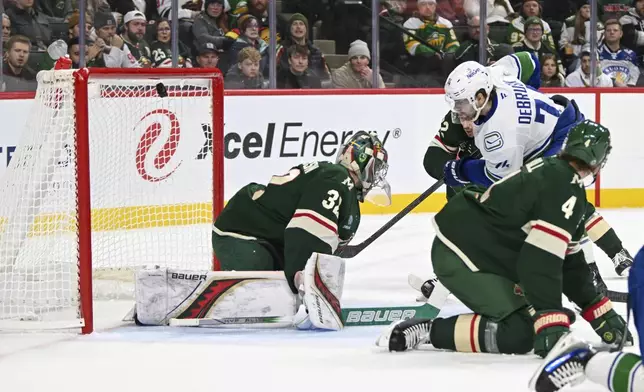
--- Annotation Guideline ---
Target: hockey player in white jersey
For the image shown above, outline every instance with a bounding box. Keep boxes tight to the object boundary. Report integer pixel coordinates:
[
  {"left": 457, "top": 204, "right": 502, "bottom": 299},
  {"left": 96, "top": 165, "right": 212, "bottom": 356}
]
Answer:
[
  {"left": 437, "top": 54, "right": 633, "bottom": 280},
  {"left": 442, "top": 57, "right": 582, "bottom": 188},
  {"left": 407, "top": 53, "right": 632, "bottom": 311}
]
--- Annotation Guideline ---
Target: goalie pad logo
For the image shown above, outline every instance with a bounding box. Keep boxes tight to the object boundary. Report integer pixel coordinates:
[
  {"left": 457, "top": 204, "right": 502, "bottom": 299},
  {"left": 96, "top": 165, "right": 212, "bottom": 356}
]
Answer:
[{"left": 170, "top": 272, "right": 207, "bottom": 281}]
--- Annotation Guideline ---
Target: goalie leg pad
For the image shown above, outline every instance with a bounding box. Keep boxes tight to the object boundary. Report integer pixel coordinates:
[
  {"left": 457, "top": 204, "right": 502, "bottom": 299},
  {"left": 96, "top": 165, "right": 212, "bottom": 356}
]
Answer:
[
  {"left": 302, "top": 253, "right": 346, "bottom": 331},
  {"left": 134, "top": 267, "right": 297, "bottom": 325}
]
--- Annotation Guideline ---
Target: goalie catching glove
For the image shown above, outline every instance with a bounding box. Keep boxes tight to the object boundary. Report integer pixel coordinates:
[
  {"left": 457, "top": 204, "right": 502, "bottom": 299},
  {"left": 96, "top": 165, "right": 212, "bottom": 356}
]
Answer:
[{"left": 293, "top": 252, "right": 346, "bottom": 331}]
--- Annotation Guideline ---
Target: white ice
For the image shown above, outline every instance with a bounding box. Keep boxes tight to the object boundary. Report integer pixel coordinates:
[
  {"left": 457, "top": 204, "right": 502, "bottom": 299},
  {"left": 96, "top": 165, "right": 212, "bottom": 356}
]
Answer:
[{"left": 1, "top": 209, "right": 642, "bottom": 392}]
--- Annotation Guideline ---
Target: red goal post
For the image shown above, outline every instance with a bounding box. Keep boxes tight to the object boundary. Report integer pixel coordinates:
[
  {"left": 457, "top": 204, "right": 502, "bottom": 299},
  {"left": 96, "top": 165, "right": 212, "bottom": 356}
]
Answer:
[{"left": 0, "top": 67, "right": 224, "bottom": 334}]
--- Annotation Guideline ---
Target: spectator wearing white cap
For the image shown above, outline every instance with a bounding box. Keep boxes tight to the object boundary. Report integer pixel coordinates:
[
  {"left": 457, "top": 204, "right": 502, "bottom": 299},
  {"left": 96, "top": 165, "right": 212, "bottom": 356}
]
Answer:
[
  {"left": 120, "top": 10, "right": 152, "bottom": 66},
  {"left": 331, "top": 40, "right": 385, "bottom": 88}
]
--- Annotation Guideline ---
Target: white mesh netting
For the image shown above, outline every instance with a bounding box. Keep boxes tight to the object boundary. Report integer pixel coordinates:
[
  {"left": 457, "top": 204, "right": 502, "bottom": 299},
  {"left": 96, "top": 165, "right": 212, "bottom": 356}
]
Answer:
[{"left": 0, "top": 70, "right": 217, "bottom": 329}]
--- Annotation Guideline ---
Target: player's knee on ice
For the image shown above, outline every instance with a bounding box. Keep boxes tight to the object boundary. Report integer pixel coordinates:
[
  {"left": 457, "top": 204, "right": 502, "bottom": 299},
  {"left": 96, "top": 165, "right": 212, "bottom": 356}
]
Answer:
[
  {"left": 494, "top": 311, "right": 534, "bottom": 354},
  {"left": 429, "top": 237, "right": 534, "bottom": 354}
]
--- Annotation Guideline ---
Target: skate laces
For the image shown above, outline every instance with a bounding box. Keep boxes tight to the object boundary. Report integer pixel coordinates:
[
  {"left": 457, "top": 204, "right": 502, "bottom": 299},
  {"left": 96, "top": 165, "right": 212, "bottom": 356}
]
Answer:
[
  {"left": 548, "top": 361, "right": 585, "bottom": 389},
  {"left": 403, "top": 321, "right": 431, "bottom": 349}
]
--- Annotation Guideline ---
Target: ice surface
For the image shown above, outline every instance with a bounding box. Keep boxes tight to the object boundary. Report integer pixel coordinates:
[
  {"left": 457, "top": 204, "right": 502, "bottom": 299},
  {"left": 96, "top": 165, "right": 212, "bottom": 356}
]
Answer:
[{"left": 0, "top": 209, "right": 641, "bottom": 392}]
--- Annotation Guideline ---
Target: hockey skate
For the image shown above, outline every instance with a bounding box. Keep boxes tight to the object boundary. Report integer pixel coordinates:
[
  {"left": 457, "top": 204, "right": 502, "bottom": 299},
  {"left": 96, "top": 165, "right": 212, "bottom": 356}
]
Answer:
[
  {"left": 376, "top": 318, "right": 433, "bottom": 352},
  {"left": 528, "top": 332, "right": 595, "bottom": 392},
  {"left": 612, "top": 249, "right": 633, "bottom": 276}
]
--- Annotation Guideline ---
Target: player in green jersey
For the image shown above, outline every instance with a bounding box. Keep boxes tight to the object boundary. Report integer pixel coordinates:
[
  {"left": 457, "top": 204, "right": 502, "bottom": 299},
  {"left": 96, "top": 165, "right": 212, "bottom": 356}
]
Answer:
[
  {"left": 378, "top": 120, "right": 632, "bottom": 358},
  {"left": 423, "top": 52, "right": 633, "bottom": 277},
  {"left": 212, "top": 131, "right": 389, "bottom": 294},
  {"left": 424, "top": 107, "right": 633, "bottom": 279}
]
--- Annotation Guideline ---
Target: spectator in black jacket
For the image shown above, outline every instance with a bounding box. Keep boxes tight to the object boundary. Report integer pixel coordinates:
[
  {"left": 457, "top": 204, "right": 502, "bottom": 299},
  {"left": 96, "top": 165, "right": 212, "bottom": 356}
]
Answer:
[
  {"left": 192, "top": 0, "right": 234, "bottom": 71},
  {"left": 6, "top": 0, "right": 53, "bottom": 50},
  {"left": 36, "top": 0, "right": 72, "bottom": 21},
  {"left": 225, "top": 46, "right": 267, "bottom": 89},
  {"left": 2, "top": 35, "right": 37, "bottom": 91},
  {"left": 276, "top": 44, "right": 322, "bottom": 89}
]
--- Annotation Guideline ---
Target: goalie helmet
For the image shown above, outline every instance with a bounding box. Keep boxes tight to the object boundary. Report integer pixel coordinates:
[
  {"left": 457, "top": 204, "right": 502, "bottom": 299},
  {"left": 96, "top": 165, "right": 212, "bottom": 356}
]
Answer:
[
  {"left": 561, "top": 120, "right": 612, "bottom": 174},
  {"left": 444, "top": 61, "right": 494, "bottom": 122},
  {"left": 336, "top": 131, "right": 390, "bottom": 205}
]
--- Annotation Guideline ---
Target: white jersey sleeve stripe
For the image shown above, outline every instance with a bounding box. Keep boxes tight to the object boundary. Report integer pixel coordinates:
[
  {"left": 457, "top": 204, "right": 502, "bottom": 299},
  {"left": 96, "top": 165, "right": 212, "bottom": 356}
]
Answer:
[
  {"left": 524, "top": 220, "right": 572, "bottom": 259},
  {"left": 287, "top": 209, "right": 339, "bottom": 252},
  {"left": 430, "top": 135, "right": 458, "bottom": 153}
]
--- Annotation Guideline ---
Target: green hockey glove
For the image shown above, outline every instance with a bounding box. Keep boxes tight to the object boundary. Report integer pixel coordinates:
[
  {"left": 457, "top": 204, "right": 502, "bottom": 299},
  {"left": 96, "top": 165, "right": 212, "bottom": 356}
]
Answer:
[
  {"left": 581, "top": 296, "right": 633, "bottom": 346},
  {"left": 533, "top": 310, "right": 571, "bottom": 358}
]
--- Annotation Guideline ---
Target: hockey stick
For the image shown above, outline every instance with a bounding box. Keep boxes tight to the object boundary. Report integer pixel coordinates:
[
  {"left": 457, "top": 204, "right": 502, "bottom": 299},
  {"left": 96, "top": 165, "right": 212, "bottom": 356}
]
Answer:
[
  {"left": 606, "top": 289, "right": 628, "bottom": 303},
  {"left": 168, "top": 302, "right": 440, "bottom": 328},
  {"left": 336, "top": 179, "right": 445, "bottom": 259}
]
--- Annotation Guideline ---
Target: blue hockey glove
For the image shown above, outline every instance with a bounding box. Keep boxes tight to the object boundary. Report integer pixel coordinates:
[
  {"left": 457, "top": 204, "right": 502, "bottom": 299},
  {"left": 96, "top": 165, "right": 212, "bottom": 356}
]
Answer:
[{"left": 443, "top": 158, "right": 470, "bottom": 187}]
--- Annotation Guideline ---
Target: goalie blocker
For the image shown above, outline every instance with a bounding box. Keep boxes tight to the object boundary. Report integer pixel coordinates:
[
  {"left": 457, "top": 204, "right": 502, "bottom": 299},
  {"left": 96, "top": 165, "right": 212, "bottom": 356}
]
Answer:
[{"left": 130, "top": 253, "right": 345, "bottom": 331}]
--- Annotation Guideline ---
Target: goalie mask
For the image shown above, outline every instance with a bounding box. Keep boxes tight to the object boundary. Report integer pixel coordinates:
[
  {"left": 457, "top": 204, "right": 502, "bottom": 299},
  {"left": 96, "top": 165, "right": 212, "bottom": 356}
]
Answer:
[{"left": 336, "top": 131, "right": 391, "bottom": 206}]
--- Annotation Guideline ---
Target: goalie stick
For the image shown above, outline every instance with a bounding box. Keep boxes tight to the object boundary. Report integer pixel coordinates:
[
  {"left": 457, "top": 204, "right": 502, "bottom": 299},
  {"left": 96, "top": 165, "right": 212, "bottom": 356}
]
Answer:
[
  {"left": 335, "top": 179, "right": 445, "bottom": 259},
  {"left": 168, "top": 302, "right": 440, "bottom": 328}
]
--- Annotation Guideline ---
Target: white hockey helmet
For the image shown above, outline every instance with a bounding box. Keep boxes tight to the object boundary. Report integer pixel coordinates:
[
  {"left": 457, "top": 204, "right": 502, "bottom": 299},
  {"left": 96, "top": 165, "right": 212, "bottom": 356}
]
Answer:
[{"left": 444, "top": 61, "right": 493, "bottom": 122}]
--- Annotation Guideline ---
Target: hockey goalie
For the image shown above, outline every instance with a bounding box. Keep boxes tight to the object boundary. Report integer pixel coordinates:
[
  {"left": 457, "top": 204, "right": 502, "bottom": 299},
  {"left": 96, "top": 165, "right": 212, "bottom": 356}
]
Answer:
[{"left": 132, "top": 131, "right": 390, "bottom": 330}]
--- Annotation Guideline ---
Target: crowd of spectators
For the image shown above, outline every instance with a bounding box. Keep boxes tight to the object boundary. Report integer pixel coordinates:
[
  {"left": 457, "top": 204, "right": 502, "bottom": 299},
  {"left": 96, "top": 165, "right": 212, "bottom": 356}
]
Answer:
[{"left": 1, "top": 0, "right": 644, "bottom": 91}]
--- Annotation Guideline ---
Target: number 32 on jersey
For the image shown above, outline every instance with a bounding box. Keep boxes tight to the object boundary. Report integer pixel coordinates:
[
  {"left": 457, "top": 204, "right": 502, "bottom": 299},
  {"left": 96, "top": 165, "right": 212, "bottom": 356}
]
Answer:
[{"left": 322, "top": 190, "right": 342, "bottom": 218}]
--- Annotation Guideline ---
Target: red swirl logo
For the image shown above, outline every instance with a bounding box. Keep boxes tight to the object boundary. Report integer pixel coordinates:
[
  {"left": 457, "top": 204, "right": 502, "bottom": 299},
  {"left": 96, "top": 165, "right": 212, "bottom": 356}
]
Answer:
[{"left": 135, "top": 109, "right": 182, "bottom": 182}]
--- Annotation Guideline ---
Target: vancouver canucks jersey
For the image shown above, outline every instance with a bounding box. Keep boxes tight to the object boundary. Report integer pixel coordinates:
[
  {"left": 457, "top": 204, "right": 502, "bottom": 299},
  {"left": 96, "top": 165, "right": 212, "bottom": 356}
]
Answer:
[
  {"left": 213, "top": 161, "right": 361, "bottom": 290},
  {"left": 433, "top": 157, "right": 597, "bottom": 311}
]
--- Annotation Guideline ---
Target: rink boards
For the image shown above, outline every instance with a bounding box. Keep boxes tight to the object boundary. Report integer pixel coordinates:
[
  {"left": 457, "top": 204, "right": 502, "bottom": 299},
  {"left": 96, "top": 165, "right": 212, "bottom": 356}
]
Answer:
[{"left": 0, "top": 88, "right": 641, "bottom": 223}]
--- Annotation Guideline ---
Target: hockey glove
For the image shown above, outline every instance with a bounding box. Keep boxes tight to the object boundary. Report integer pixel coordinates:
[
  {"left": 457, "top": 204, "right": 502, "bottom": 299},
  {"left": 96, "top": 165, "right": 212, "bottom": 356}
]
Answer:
[
  {"left": 533, "top": 310, "right": 571, "bottom": 358},
  {"left": 443, "top": 158, "right": 470, "bottom": 187},
  {"left": 581, "top": 295, "right": 633, "bottom": 346}
]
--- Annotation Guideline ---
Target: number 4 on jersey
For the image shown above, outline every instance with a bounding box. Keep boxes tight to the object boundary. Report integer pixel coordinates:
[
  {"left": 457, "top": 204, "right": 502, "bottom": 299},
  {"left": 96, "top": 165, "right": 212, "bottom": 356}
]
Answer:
[{"left": 561, "top": 196, "right": 577, "bottom": 219}]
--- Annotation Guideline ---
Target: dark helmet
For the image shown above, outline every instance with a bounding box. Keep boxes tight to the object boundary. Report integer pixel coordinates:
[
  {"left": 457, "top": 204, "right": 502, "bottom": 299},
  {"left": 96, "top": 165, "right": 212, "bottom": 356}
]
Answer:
[
  {"left": 561, "top": 119, "right": 612, "bottom": 172},
  {"left": 336, "top": 131, "right": 389, "bottom": 202}
]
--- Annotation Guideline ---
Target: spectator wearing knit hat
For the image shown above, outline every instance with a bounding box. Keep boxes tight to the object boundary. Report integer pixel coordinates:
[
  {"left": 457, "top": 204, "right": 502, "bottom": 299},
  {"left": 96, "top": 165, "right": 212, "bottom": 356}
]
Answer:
[
  {"left": 276, "top": 13, "right": 329, "bottom": 82},
  {"left": 506, "top": 0, "right": 556, "bottom": 52},
  {"left": 67, "top": 10, "right": 93, "bottom": 40},
  {"left": 91, "top": 11, "right": 139, "bottom": 67},
  {"left": 228, "top": 0, "right": 286, "bottom": 44},
  {"left": 192, "top": 0, "right": 233, "bottom": 49},
  {"left": 331, "top": 40, "right": 385, "bottom": 89},
  {"left": 228, "top": 13, "right": 268, "bottom": 75}
]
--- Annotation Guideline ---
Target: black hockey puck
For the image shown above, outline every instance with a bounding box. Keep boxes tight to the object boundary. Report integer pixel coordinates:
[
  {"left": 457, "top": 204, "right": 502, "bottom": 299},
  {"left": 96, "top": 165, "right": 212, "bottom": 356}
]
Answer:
[{"left": 156, "top": 82, "right": 168, "bottom": 98}]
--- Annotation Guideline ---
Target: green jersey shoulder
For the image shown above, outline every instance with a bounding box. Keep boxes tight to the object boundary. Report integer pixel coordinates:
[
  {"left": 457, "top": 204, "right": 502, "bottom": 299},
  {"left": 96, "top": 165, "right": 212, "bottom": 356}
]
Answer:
[{"left": 215, "top": 161, "right": 361, "bottom": 250}]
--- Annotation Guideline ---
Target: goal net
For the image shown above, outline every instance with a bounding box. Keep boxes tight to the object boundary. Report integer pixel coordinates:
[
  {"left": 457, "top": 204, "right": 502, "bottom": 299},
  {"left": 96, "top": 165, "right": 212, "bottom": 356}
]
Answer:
[{"left": 0, "top": 68, "right": 224, "bottom": 333}]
